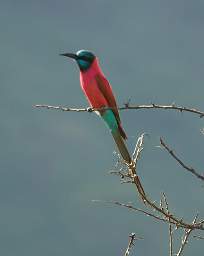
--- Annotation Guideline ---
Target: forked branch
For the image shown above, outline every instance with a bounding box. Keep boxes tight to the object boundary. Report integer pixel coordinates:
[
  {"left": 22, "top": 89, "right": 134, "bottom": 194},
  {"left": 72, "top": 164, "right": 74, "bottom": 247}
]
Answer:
[
  {"left": 176, "top": 215, "right": 198, "bottom": 256},
  {"left": 112, "top": 134, "right": 204, "bottom": 231}
]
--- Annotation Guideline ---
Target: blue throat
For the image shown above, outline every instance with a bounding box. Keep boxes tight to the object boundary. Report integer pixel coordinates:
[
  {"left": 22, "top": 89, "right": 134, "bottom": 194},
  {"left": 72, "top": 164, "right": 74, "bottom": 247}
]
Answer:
[{"left": 76, "top": 59, "right": 92, "bottom": 71}]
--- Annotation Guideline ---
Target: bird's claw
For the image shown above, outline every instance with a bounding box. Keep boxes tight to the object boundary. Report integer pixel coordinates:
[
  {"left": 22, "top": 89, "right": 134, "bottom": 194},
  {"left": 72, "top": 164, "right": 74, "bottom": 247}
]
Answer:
[{"left": 86, "top": 107, "right": 93, "bottom": 112}]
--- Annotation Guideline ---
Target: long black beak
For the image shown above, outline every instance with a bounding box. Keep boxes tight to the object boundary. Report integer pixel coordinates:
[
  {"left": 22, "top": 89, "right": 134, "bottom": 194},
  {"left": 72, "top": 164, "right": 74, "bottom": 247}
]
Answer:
[{"left": 59, "top": 53, "right": 78, "bottom": 60}]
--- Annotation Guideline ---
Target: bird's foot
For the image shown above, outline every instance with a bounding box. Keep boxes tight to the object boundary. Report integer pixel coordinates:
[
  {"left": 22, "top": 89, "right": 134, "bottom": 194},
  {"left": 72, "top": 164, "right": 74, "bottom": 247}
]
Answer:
[{"left": 86, "top": 107, "right": 93, "bottom": 112}]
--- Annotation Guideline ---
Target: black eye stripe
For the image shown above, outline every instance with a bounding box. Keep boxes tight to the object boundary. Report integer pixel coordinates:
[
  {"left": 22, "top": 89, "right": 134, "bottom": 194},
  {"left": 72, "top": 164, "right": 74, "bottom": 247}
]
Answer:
[{"left": 79, "top": 56, "right": 92, "bottom": 62}]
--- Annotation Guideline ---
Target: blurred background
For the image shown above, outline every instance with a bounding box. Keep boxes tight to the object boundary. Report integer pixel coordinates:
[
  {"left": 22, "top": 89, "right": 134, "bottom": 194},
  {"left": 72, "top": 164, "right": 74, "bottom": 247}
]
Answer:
[{"left": 1, "top": 0, "right": 204, "bottom": 255}]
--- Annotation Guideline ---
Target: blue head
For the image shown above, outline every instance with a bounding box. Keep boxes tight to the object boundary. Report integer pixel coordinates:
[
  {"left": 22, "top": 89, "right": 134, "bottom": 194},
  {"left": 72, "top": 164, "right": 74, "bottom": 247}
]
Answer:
[{"left": 60, "top": 50, "right": 95, "bottom": 71}]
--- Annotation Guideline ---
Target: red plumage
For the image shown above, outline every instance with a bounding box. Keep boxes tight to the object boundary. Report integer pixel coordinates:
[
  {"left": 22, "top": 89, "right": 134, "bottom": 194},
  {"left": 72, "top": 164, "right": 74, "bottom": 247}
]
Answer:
[{"left": 79, "top": 58, "right": 127, "bottom": 140}]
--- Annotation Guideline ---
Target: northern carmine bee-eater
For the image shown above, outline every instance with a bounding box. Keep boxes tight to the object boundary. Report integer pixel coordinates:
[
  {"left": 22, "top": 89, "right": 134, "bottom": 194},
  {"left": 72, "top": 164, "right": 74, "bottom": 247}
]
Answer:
[
  {"left": 60, "top": 50, "right": 131, "bottom": 163},
  {"left": 60, "top": 50, "right": 146, "bottom": 203}
]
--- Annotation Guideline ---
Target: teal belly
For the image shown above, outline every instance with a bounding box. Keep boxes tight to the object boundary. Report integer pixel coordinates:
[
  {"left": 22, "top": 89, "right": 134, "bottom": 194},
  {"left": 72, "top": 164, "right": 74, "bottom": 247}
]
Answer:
[{"left": 101, "top": 110, "right": 118, "bottom": 132}]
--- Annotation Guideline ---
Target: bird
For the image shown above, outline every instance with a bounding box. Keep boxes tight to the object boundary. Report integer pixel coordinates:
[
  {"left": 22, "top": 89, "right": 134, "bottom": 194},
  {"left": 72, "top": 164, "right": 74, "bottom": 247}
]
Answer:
[
  {"left": 60, "top": 50, "right": 146, "bottom": 202},
  {"left": 60, "top": 50, "right": 131, "bottom": 163}
]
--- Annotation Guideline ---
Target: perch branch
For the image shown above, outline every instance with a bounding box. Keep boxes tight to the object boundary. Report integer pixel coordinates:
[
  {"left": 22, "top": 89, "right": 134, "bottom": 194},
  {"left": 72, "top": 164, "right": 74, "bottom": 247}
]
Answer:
[{"left": 34, "top": 103, "right": 204, "bottom": 118}]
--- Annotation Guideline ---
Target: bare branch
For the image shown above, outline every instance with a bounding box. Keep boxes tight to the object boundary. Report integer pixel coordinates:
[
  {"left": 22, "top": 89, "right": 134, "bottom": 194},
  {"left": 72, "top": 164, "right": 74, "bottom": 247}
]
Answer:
[
  {"left": 162, "top": 193, "right": 173, "bottom": 256},
  {"left": 176, "top": 229, "right": 193, "bottom": 256},
  {"left": 34, "top": 103, "right": 204, "bottom": 118},
  {"left": 133, "top": 179, "right": 204, "bottom": 230},
  {"left": 92, "top": 199, "right": 204, "bottom": 232},
  {"left": 109, "top": 170, "right": 130, "bottom": 179},
  {"left": 127, "top": 135, "right": 147, "bottom": 204},
  {"left": 125, "top": 103, "right": 204, "bottom": 118},
  {"left": 160, "top": 137, "right": 204, "bottom": 181},
  {"left": 110, "top": 134, "right": 204, "bottom": 231},
  {"left": 169, "top": 220, "right": 173, "bottom": 256},
  {"left": 124, "top": 233, "right": 136, "bottom": 256},
  {"left": 107, "top": 200, "right": 169, "bottom": 223},
  {"left": 34, "top": 104, "right": 89, "bottom": 112},
  {"left": 132, "top": 133, "right": 146, "bottom": 165},
  {"left": 176, "top": 215, "right": 198, "bottom": 256}
]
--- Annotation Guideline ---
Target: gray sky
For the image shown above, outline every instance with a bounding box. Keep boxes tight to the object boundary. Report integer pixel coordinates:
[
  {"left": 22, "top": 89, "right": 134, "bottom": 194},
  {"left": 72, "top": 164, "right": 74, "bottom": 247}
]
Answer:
[{"left": 1, "top": 0, "right": 204, "bottom": 255}]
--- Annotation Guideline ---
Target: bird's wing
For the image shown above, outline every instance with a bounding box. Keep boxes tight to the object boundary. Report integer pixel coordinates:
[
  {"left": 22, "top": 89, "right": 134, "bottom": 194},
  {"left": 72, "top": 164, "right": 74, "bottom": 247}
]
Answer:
[
  {"left": 95, "top": 74, "right": 121, "bottom": 124},
  {"left": 95, "top": 74, "right": 127, "bottom": 140}
]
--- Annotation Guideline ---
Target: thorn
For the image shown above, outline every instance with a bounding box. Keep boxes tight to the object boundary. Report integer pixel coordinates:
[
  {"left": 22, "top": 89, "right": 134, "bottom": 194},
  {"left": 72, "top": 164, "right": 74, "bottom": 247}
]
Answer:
[{"left": 124, "top": 98, "right": 131, "bottom": 108}]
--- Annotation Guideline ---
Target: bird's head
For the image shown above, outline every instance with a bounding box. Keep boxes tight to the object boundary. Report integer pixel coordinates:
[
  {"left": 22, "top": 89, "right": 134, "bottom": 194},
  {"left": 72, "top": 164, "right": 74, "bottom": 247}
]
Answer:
[{"left": 60, "top": 50, "right": 95, "bottom": 71}]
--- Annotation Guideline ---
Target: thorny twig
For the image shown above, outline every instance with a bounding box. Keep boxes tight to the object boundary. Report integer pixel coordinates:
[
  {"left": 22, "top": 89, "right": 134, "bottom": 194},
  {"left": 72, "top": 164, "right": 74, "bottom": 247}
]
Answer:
[
  {"left": 177, "top": 229, "right": 193, "bottom": 256},
  {"left": 34, "top": 103, "right": 204, "bottom": 117},
  {"left": 93, "top": 200, "right": 203, "bottom": 255},
  {"left": 109, "top": 170, "right": 130, "bottom": 181},
  {"left": 124, "top": 233, "right": 136, "bottom": 256},
  {"left": 162, "top": 193, "right": 173, "bottom": 256},
  {"left": 160, "top": 137, "right": 204, "bottom": 181},
  {"left": 124, "top": 233, "right": 143, "bottom": 256},
  {"left": 132, "top": 133, "right": 146, "bottom": 165},
  {"left": 116, "top": 115, "right": 203, "bottom": 245},
  {"left": 110, "top": 134, "right": 147, "bottom": 203},
  {"left": 92, "top": 200, "right": 171, "bottom": 223},
  {"left": 128, "top": 133, "right": 147, "bottom": 203},
  {"left": 176, "top": 215, "right": 198, "bottom": 256},
  {"left": 111, "top": 134, "right": 204, "bottom": 231}
]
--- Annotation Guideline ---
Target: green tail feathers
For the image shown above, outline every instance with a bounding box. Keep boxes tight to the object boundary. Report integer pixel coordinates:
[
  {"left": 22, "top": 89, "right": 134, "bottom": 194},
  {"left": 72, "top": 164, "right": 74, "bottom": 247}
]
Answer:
[
  {"left": 112, "top": 130, "right": 131, "bottom": 163},
  {"left": 101, "top": 110, "right": 131, "bottom": 163}
]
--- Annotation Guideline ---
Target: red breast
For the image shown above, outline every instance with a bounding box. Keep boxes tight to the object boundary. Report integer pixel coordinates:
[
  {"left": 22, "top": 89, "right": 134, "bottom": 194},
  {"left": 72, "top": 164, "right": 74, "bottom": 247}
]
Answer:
[{"left": 79, "top": 58, "right": 108, "bottom": 108}]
